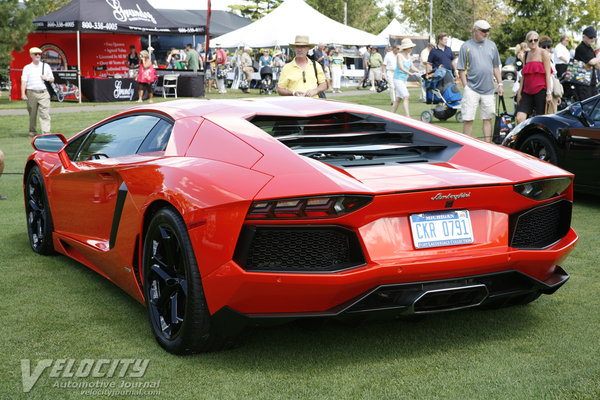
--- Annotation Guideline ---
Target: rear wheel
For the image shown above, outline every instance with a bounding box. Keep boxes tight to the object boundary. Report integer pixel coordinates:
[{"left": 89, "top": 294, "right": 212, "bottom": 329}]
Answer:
[
  {"left": 455, "top": 110, "right": 463, "bottom": 123},
  {"left": 143, "top": 208, "right": 236, "bottom": 354},
  {"left": 519, "top": 133, "right": 558, "bottom": 165},
  {"left": 25, "top": 165, "right": 55, "bottom": 255}
]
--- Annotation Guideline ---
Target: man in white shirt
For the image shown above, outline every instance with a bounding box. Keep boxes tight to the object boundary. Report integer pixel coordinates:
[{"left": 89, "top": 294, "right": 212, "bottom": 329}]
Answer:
[
  {"left": 553, "top": 36, "right": 570, "bottom": 77},
  {"left": 21, "top": 47, "right": 54, "bottom": 137},
  {"left": 382, "top": 45, "right": 398, "bottom": 104}
]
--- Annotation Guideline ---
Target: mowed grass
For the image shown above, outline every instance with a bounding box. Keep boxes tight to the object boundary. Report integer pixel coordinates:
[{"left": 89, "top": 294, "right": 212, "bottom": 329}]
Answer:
[{"left": 0, "top": 91, "right": 599, "bottom": 400}]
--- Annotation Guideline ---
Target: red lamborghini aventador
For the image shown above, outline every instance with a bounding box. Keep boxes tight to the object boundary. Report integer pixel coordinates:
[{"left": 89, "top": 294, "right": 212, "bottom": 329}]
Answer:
[{"left": 25, "top": 98, "right": 577, "bottom": 354}]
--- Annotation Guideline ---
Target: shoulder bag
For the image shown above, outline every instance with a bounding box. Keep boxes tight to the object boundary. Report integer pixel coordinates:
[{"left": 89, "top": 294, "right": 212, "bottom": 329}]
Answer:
[
  {"left": 312, "top": 60, "right": 326, "bottom": 99},
  {"left": 563, "top": 60, "right": 593, "bottom": 86},
  {"left": 41, "top": 63, "right": 58, "bottom": 99}
]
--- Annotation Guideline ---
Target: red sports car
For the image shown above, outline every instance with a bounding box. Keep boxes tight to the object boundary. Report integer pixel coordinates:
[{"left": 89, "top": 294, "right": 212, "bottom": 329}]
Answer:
[{"left": 25, "top": 98, "right": 577, "bottom": 354}]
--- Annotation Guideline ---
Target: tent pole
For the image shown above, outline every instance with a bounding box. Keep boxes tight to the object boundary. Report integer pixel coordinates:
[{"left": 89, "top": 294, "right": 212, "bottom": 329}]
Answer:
[
  {"left": 148, "top": 34, "right": 151, "bottom": 48},
  {"left": 77, "top": 30, "right": 82, "bottom": 104}
]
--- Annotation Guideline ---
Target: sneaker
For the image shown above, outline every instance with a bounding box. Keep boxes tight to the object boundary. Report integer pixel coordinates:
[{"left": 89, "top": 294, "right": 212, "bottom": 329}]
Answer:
[
  {"left": 0, "top": 194, "right": 6, "bottom": 200},
  {"left": 369, "top": 87, "right": 376, "bottom": 91}
]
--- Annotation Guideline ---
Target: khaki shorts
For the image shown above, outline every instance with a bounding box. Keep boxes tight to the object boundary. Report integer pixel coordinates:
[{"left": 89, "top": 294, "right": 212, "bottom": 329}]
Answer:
[
  {"left": 369, "top": 67, "right": 382, "bottom": 82},
  {"left": 461, "top": 86, "right": 495, "bottom": 120}
]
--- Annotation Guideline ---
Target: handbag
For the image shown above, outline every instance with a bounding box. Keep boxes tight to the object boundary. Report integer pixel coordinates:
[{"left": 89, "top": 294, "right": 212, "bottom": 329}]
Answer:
[
  {"left": 551, "top": 75, "right": 563, "bottom": 98},
  {"left": 41, "top": 63, "right": 58, "bottom": 99},
  {"left": 563, "top": 60, "right": 593, "bottom": 86},
  {"left": 493, "top": 95, "right": 514, "bottom": 144}
]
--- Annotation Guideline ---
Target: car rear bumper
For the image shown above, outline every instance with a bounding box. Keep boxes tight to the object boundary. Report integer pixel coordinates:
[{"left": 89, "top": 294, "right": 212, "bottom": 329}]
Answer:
[
  {"left": 210, "top": 265, "right": 569, "bottom": 334},
  {"left": 202, "top": 228, "right": 577, "bottom": 317}
]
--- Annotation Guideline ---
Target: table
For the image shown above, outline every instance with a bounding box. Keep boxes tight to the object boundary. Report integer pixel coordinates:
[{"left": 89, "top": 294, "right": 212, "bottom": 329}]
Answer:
[
  {"left": 81, "top": 72, "right": 205, "bottom": 102},
  {"left": 81, "top": 78, "right": 143, "bottom": 102},
  {"left": 155, "top": 70, "right": 205, "bottom": 98}
]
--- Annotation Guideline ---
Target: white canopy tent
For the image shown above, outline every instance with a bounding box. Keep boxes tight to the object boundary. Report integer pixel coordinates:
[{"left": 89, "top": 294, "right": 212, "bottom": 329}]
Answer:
[
  {"left": 377, "top": 18, "right": 427, "bottom": 40},
  {"left": 378, "top": 18, "right": 464, "bottom": 52},
  {"left": 211, "top": 0, "right": 387, "bottom": 47}
]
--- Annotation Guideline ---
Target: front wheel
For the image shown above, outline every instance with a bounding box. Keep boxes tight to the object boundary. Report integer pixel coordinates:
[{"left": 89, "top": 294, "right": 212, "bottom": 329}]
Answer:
[
  {"left": 420, "top": 110, "right": 433, "bottom": 123},
  {"left": 143, "top": 208, "right": 236, "bottom": 354},
  {"left": 518, "top": 133, "right": 558, "bottom": 165},
  {"left": 25, "top": 165, "right": 55, "bottom": 255}
]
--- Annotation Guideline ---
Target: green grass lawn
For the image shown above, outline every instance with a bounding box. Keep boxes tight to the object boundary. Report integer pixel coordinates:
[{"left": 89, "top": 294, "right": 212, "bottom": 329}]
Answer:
[{"left": 0, "top": 91, "right": 598, "bottom": 399}]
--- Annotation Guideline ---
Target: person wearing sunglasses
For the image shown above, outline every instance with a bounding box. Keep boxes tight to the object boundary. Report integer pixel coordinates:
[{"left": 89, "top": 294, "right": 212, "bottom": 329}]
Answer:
[
  {"left": 21, "top": 47, "right": 54, "bottom": 138},
  {"left": 573, "top": 26, "right": 600, "bottom": 101},
  {"left": 515, "top": 31, "right": 553, "bottom": 124},
  {"left": 277, "top": 35, "right": 326, "bottom": 98},
  {"left": 457, "top": 20, "right": 503, "bottom": 142}
]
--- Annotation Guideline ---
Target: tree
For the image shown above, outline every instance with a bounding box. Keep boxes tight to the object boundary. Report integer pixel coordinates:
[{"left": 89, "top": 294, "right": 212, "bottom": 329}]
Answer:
[
  {"left": 228, "top": 0, "right": 283, "bottom": 21},
  {"left": 307, "top": 0, "right": 390, "bottom": 34},
  {"left": 1, "top": 0, "right": 68, "bottom": 85},
  {"left": 494, "top": 0, "right": 569, "bottom": 58},
  {"left": 400, "top": 0, "right": 509, "bottom": 41}
]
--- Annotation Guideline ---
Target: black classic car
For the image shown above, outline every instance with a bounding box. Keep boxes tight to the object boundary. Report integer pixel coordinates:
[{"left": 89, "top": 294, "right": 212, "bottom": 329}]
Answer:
[{"left": 502, "top": 93, "right": 600, "bottom": 194}]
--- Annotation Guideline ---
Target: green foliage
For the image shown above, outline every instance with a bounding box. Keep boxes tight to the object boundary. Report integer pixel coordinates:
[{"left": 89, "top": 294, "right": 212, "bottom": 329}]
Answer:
[
  {"left": 228, "top": 0, "right": 283, "bottom": 21},
  {"left": 0, "top": 0, "right": 69, "bottom": 85},
  {"left": 494, "top": 0, "right": 568, "bottom": 58},
  {"left": 307, "top": 0, "right": 391, "bottom": 34},
  {"left": 400, "top": 0, "right": 510, "bottom": 41}
]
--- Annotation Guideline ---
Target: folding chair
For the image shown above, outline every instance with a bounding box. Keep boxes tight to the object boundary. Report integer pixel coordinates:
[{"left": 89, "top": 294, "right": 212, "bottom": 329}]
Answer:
[{"left": 162, "top": 74, "right": 178, "bottom": 98}]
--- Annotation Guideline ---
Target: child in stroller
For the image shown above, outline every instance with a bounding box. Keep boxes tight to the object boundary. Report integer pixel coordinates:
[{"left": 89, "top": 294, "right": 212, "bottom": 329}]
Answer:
[
  {"left": 420, "top": 68, "right": 463, "bottom": 123},
  {"left": 259, "top": 66, "right": 274, "bottom": 95}
]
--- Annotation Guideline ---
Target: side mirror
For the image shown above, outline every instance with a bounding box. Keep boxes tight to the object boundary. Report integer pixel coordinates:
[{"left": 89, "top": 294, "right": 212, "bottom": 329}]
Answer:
[
  {"left": 32, "top": 134, "right": 67, "bottom": 152},
  {"left": 31, "top": 134, "right": 71, "bottom": 169}
]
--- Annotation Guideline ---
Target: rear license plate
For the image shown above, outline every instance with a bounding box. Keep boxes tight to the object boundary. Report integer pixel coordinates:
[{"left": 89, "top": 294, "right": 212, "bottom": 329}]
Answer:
[{"left": 409, "top": 210, "right": 474, "bottom": 249}]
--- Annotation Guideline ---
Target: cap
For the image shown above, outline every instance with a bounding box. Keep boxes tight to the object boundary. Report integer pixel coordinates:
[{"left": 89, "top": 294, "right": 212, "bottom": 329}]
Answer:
[
  {"left": 29, "top": 47, "right": 42, "bottom": 54},
  {"left": 244, "top": 45, "right": 252, "bottom": 51},
  {"left": 473, "top": 20, "right": 491, "bottom": 30},
  {"left": 583, "top": 26, "right": 597, "bottom": 39}
]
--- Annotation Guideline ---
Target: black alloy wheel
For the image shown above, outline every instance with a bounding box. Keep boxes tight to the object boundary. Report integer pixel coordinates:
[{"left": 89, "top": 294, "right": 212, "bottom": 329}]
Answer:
[
  {"left": 25, "top": 165, "right": 55, "bottom": 255},
  {"left": 143, "top": 208, "right": 234, "bottom": 354},
  {"left": 519, "top": 133, "right": 558, "bottom": 165}
]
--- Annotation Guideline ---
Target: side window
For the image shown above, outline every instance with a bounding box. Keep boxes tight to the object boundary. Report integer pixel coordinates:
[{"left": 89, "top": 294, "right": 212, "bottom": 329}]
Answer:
[
  {"left": 75, "top": 115, "right": 160, "bottom": 161},
  {"left": 137, "top": 119, "right": 173, "bottom": 154},
  {"left": 65, "top": 132, "right": 89, "bottom": 160}
]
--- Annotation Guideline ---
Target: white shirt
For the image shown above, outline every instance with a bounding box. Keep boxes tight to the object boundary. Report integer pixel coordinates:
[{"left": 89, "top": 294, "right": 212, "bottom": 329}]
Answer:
[
  {"left": 21, "top": 62, "right": 54, "bottom": 91},
  {"left": 553, "top": 42, "right": 570, "bottom": 65},
  {"left": 383, "top": 51, "right": 397, "bottom": 72}
]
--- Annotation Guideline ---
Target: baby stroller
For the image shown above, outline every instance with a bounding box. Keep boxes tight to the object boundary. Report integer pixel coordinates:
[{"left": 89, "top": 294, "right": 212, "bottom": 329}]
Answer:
[
  {"left": 420, "top": 68, "right": 463, "bottom": 123},
  {"left": 259, "top": 66, "right": 274, "bottom": 95},
  {"left": 376, "top": 78, "right": 388, "bottom": 93}
]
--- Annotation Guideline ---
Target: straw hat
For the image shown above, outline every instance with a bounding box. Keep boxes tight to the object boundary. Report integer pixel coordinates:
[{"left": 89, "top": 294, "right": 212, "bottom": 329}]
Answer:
[
  {"left": 290, "top": 35, "right": 314, "bottom": 47},
  {"left": 399, "top": 38, "right": 416, "bottom": 50}
]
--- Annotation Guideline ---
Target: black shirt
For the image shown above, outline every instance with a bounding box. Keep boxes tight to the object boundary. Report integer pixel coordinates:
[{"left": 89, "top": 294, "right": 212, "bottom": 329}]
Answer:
[
  {"left": 574, "top": 42, "right": 596, "bottom": 85},
  {"left": 127, "top": 53, "right": 139, "bottom": 69}
]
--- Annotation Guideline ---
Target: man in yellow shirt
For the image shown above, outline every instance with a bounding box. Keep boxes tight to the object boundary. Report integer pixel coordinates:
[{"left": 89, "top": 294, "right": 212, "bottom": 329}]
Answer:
[{"left": 277, "top": 35, "right": 326, "bottom": 98}]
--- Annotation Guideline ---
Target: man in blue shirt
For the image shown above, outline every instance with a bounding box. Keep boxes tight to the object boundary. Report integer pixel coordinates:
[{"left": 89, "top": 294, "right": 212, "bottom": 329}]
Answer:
[{"left": 427, "top": 32, "right": 457, "bottom": 77}]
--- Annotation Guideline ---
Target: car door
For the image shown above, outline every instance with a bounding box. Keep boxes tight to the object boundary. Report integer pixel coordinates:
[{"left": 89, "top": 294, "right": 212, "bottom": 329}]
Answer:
[
  {"left": 563, "top": 97, "right": 600, "bottom": 190},
  {"left": 49, "top": 113, "right": 172, "bottom": 249}
]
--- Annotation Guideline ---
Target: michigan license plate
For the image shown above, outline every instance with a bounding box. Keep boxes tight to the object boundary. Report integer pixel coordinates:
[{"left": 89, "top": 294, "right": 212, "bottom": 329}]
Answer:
[{"left": 409, "top": 210, "right": 474, "bottom": 249}]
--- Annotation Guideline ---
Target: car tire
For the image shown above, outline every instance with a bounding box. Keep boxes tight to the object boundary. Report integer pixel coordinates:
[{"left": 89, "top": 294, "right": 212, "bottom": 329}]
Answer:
[
  {"left": 420, "top": 110, "right": 433, "bottom": 123},
  {"left": 143, "top": 208, "right": 236, "bottom": 354},
  {"left": 505, "top": 72, "right": 516, "bottom": 81},
  {"left": 519, "top": 133, "right": 558, "bottom": 165},
  {"left": 25, "top": 165, "right": 55, "bottom": 255}
]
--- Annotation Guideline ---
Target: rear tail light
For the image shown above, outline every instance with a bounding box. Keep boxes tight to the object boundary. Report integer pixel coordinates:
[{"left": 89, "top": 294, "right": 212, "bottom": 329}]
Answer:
[
  {"left": 513, "top": 177, "right": 572, "bottom": 200},
  {"left": 246, "top": 195, "right": 372, "bottom": 220}
]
